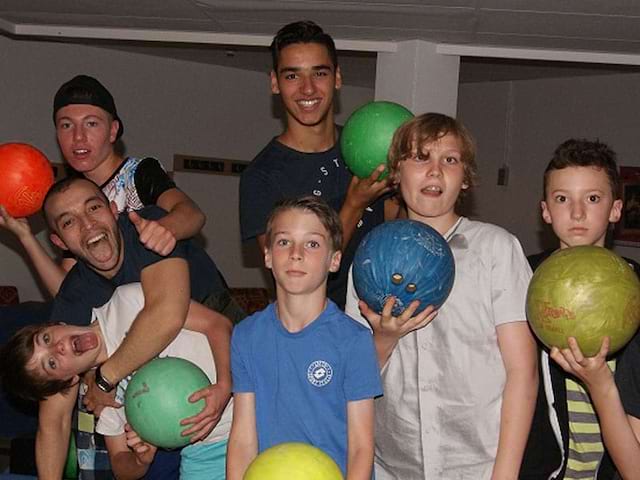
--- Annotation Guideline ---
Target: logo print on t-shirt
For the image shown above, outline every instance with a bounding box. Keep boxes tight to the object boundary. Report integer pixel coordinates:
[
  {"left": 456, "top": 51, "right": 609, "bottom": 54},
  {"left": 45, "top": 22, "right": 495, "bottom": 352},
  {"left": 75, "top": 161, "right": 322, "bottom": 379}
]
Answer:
[{"left": 307, "top": 360, "right": 333, "bottom": 387}]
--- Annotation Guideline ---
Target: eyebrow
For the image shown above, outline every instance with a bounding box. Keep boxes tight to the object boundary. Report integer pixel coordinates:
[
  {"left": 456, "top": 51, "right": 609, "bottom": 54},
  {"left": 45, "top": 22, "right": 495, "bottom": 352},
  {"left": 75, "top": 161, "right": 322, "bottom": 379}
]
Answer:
[
  {"left": 54, "top": 195, "right": 105, "bottom": 225},
  {"left": 279, "top": 65, "right": 333, "bottom": 74}
]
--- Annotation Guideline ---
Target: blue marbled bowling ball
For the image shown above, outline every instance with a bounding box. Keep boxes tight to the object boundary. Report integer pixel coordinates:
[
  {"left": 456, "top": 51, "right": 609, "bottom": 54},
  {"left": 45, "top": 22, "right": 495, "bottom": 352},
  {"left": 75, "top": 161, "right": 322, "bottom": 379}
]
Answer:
[{"left": 353, "top": 220, "right": 455, "bottom": 316}]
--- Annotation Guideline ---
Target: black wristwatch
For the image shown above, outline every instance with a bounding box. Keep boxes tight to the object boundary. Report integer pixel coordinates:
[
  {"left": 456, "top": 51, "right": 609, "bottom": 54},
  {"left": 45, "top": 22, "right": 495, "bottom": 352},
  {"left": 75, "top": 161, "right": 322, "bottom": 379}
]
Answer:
[{"left": 95, "top": 365, "right": 115, "bottom": 393}]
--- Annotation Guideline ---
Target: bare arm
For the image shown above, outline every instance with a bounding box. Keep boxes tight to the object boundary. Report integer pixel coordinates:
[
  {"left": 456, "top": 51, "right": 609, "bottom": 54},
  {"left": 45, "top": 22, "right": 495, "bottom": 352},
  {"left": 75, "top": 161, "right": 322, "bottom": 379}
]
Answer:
[
  {"left": 346, "top": 399, "right": 375, "bottom": 480},
  {"left": 226, "top": 392, "right": 258, "bottom": 480},
  {"left": 0, "top": 205, "right": 66, "bottom": 295},
  {"left": 179, "top": 301, "right": 233, "bottom": 442},
  {"left": 105, "top": 427, "right": 156, "bottom": 480},
  {"left": 99, "top": 257, "right": 190, "bottom": 385},
  {"left": 128, "top": 189, "right": 205, "bottom": 256},
  {"left": 492, "top": 321, "right": 538, "bottom": 480},
  {"left": 550, "top": 337, "right": 640, "bottom": 478},
  {"left": 36, "top": 385, "right": 78, "bottom": 480},
  {"left": 339, "top": 165, "right": 391, "bottom": 249}
]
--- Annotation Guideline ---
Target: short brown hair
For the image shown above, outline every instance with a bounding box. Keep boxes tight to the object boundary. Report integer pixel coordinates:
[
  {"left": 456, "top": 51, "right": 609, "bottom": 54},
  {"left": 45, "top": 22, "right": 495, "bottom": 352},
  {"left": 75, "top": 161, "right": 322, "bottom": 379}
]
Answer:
[
  {"left": 388, "top": 112, "right": 477, "bottom": 190},
  {"left": 0, "top": 324, "right": 77, "bottom": 402},
  {"left": 265, "top": 196, "right": 343, "bottom": 253},
  {"left": 543, "top": 138, "right": 619, "bottom": 199}
]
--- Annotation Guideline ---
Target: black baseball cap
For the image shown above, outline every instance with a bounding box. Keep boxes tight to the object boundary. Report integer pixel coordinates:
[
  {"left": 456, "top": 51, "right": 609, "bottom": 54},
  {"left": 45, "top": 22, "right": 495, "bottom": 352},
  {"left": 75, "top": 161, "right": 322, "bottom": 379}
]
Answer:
[{"left": 53, "top": 75, "right": 124, "bottom": 139}]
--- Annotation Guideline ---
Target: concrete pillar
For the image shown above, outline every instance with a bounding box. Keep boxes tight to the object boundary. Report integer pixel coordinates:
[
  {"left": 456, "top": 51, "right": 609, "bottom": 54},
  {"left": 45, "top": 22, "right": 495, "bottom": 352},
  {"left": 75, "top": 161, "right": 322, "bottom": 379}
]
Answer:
[{"left": 375, "top": 40, "right": 460, "bottom": 117}]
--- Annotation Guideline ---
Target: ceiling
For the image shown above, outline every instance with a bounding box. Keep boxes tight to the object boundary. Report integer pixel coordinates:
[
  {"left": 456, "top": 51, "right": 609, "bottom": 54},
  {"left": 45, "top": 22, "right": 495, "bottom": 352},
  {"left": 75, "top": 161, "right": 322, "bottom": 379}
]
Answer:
[{"left": 3, "top": 1, "right": 640, "bottom": 87}]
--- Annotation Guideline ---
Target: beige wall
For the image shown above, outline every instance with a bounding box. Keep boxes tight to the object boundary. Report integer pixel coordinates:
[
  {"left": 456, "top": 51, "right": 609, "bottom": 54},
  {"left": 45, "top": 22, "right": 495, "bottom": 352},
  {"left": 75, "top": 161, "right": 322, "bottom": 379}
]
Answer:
[
  {"left": 0, "top": 34, "right": 374, "bottom": 301},
  {"left": 458, "top": 72, "right": 640, "bottom": 263}
]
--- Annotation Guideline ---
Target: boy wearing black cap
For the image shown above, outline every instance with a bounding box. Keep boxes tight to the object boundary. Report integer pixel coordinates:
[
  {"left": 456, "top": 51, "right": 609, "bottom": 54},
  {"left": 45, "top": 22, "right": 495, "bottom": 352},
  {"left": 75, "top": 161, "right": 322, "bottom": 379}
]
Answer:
[{"left": 0, "top": 74, "right": 206, "bottom": 294}]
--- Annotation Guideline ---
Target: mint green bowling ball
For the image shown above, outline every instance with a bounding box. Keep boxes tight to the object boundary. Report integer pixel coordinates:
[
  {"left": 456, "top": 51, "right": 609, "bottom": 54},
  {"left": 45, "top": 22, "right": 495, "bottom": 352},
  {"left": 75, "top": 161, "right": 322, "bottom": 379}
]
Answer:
[
  {"left": 124, "top": 357, "right": 210, "bottom": 449},
  {"left": 244, "top": 442, "right": 344, "bottom": 480},
  {"left": 526, "top": 246, "right": 640, "bottom": 356},
  {"left": 341, "top": 101, "right": 413, "bottom": 179}
]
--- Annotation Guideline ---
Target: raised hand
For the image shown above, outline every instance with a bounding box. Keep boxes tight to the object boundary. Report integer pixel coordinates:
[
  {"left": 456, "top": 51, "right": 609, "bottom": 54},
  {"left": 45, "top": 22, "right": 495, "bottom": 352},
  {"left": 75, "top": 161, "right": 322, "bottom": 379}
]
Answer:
[{"left": 128, "top": 211, "right": 177, "bottom": 256}]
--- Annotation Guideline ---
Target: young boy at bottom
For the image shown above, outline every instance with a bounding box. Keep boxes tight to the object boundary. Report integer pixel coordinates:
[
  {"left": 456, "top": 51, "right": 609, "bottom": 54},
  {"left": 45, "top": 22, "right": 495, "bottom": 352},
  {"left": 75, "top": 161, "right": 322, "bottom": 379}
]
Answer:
[
  {"left": 345, "top": 113, "right": 538, "bottom": 479},
  {"left": 227, "top": 197, "right": 382, "bottom": 480},
  {"left": 0, "top": 283, "right": 233, "bottom": 480},
  {"left": 521, "top": 138, "right": 640, "bottom": 479}
]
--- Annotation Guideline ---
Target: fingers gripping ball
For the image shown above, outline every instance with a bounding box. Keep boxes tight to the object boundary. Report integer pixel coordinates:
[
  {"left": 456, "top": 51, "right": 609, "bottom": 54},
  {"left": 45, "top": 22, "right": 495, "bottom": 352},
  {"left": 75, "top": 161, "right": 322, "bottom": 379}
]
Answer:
[
  {"left": 526, "top": 246, "right": 640, "bottom": 357},
  {"left": 340, "top": 101, "right": 413, "bottom": 179},
  {"left": 353, "top": 220, "right": 455, "bottom": 316},
  {"left": 124, "top": 357, "right": 210, "bottom": 449},
  {"left": 0, "top": 143, "right": 54, "bottom": 217},
  {"left": 244, "top": 442, "right": 344, "bottom": 480}
]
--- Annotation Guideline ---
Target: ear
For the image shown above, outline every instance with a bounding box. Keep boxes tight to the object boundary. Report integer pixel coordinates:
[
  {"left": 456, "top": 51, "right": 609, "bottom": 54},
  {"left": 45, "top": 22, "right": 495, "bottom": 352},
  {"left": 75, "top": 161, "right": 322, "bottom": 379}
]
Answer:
[
  {"left": 50, "top": 232, "right": 69, "bottom": 251},
  {"left": 329, "top": 250, "right": 342, "bottom": 273},
  {"left": 264, "top": 247, "right": 273, "bottom": 270},
  {"left": 270, "top": 71, "right": 280, "bottom": 95},
  {"left": 610, "top": 198, "right": 623, "bottom": 223},
  {"left": 335, "top": 66, "right": 342, "bottom": 90},
  {"left": 541, "top": 200, "right": 552, "bottom": 225},
  {"left": 109, "top": 120, "right": 119, "bottom": 143},
  {"left": 110, "top": 200, "right": 119, "bottom": 218}
]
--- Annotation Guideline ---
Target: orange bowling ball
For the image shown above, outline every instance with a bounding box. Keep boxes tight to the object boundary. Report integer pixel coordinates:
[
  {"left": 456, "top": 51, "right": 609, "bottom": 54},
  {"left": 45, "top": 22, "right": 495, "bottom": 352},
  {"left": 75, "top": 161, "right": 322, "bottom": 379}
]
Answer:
[{"left": 0, "top": 143, "right": 54, "bottom": 217}]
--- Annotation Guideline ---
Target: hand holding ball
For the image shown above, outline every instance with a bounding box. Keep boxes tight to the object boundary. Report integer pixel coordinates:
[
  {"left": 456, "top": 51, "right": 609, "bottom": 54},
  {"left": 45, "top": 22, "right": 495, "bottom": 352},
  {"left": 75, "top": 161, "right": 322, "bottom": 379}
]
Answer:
[
  {"left": 341, "top": 101, "right": 413, "bottom": 179},
  {"left": 526, "top": 246, "right": 640, "bottom": 356},
  {"left": 0, "top": 143, "right": 54, "bottom": 217}
]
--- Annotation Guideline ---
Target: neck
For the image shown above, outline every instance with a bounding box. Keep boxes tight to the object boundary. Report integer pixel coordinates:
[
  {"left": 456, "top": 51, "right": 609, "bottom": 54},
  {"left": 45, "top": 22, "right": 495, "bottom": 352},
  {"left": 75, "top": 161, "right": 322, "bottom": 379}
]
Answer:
[
  {"left": 275, "top": 288, "right": 328, "bottom": 333},
  {"left": 409, "top": 211, "right": 461, "bottom": 236},
  {"left": 83, "top": 153, "right": 124, "bottom": 185},
  {"left": 91, "top": 323, "right": 109, "bottom": 365},
  {"left": 278, "top": 121, "right": 337, "bottom": 153}
]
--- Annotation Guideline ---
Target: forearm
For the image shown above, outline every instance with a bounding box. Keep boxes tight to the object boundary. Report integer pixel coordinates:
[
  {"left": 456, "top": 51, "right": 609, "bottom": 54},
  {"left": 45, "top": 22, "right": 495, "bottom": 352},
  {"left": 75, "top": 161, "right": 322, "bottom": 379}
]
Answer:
[
  {"left": 36, "top": 396, "right": 75, "bottom": 480},
  {"left": 158, "top": 199, "right": 205, "bottom": 241},
  {"left": 347, "top": 445, "right": 374, "bottom": 480},
  {"left": 373, "top": 334, "right": 398, "bottom": 369},
  {"left": 588, "top": 379, "right": 640, "bottom": 477},
  {"left": 19, "top": 233, "right": 66, "bottom": 296},
  {"left": 110, "top": 451, "right": 151, "bottom": 480},
  {"left": 202, "top": 311, "right": 233, "bottom": 389},
  {"left": 101, "top": 303, "right": 187, "bottom": 383},
  {"left": 339, "top": 201, "right": 366, "bottom": 249},
  {"left": 226, "top": 434, "right": 256, "bottom": 480},
  {"left": 492, "top": 367, "right": 538, "bottom": 479}
]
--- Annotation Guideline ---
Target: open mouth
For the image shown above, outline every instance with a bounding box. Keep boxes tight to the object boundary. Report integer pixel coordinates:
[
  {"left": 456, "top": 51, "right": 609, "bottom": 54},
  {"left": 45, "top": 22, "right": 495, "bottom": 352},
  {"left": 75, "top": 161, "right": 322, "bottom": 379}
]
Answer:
[
  {"left": 421, "top": 185, "right": 443, "bottom": 195},
  {"left": 71, "top": 332, "right": 98, "bottom": 355},
  {"left": 86, "top": 233, "right": 107, "bottom": 249}
]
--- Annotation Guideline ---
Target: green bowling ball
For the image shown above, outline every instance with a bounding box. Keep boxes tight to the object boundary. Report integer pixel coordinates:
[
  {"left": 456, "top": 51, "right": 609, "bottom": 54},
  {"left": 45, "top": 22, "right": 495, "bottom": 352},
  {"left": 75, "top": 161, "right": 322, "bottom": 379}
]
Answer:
[
  {"left": 124, "top": 357, "right": 210, "bottom": 449},
  {"left": 341, "top": 101, "right": 413, "bottom": 179},
  {"left": 244, "top": 442, "right": 344, "bottom": 480},
  {"left": 526, "top": 246, "right": 640, "bottom": 356}
]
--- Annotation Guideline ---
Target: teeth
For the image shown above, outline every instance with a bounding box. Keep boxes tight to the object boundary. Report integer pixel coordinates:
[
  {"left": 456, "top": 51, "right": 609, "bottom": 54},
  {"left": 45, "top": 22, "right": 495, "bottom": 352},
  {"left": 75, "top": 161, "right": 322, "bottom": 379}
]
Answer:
[
  {"left": 87, "top": 233, "right": 106, "bottom": 245},
  {"left": 74, "top": 149, "right": 89, "bottom": 154},
  {"left": 298, "top": 100, "right": 319, "bottom": 107},
  {"left": 424, "top": 185, "right": 442, "bottom": 192}
]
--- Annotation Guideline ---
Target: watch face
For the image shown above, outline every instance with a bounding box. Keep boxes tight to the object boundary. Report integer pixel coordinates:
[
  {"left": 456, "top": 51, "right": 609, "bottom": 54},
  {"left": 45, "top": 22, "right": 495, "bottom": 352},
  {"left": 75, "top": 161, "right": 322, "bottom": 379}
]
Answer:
[{"left": 96, "top": 367, "right": 114, "bottom": 392}]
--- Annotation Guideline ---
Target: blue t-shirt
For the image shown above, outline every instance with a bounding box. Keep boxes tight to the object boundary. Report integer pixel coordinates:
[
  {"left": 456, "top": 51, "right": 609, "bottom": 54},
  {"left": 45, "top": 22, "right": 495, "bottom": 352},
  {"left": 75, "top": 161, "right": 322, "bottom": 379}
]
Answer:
[
  {"left": 231, "top": 301, "right": 382, "bottom": 475},
  {"left": 51, "top": 205, "right": 227, "bottom": 326}
]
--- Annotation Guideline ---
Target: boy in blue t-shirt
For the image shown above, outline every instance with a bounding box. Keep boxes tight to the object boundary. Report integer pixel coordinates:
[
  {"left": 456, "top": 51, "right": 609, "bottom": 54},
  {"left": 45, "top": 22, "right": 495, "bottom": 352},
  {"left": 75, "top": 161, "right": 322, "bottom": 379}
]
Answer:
[{"left": 227, "top": 196, "right": 382, "bottom": 479}]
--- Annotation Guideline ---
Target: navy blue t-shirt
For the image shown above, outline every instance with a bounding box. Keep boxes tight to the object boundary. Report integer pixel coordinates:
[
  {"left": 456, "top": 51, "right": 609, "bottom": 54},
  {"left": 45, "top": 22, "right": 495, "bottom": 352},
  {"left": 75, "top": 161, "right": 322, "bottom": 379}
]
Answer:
[
  {"left": 239, "top": 138, "right": 385, "bottom": 308},
  {"left": 51, "top": 206, "right": 227, "bottom": 325}
]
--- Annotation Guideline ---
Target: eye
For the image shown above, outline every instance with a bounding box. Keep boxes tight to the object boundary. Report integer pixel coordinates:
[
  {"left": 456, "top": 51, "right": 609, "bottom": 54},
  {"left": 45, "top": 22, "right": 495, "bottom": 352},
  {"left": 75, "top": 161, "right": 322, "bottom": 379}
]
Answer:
[
  {"left": 444, "top": 156, "right": 459, "bottom": 164},
  {"left": 60, "top": 217, "right": 74, "bottom": 229},
  {"left": 307, "top": 240, "right": 320, "bottom": 249},
  {"left": 87, "top": 120, "right": 99, "bottom": 127},
  {"left": 42, "top": 333, "right": 51, "bottom": 344},
  {"left": 276, "top": 238, "right": 289, "bottom": 247},
  {"left": 554, "top": 195, "right": 567, "bottom": 203},
  {"left": 588, "top": 194, "right": 601, "bottom": 203},
  {"left": 314, "top": 70, "right": 329, "bottom": 77},
  {"left": 48, "top": 358, "right": 57, "bottom": 370},
  {"left": 284, "top": 73, "right": 298, "bottom": 81},
  {"left": 58, "top": 121, "right": 71, "bottom": 130},
  {"left": 88, "top": 203, "right": 103, "bottom": 212}
]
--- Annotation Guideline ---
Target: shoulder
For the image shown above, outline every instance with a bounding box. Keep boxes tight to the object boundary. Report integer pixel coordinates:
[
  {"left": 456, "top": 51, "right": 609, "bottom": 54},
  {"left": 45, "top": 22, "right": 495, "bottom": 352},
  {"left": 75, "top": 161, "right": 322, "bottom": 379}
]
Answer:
[
  {"left": 622, "top": 256, "right": 640, "bottom": 277},
  {"left": 459, "top": 218, "right": 522, "bottom": 248},
  {"left": 233, "top": 304, "right": 276, "bottom": 338},
  {"left": 324, "top": 302, "right": 374, "bottom": 339},
  {"left": 528, "top": 249, "right": 555, "bottom": 271}
]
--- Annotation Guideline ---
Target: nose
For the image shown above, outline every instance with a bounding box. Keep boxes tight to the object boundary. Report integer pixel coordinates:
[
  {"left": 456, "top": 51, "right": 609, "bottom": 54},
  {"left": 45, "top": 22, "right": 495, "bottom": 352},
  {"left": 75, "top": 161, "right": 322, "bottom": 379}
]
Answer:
[
  {"left": 73, "top": 124, "right": 86, "bottom": 141},
  {"left": 301, "top": 75, "right": 315, "bottom": 96},
  {"left": 427, "top": 160, "right": 442, "bottom": 177},
  {"left": 55, "top": 339, "right": 66, "bottom": 355},
  {"left": 571, "top": 202, "right": 585, "bottom": 221},
  {"left": 290, "top": 243, "right": 304, "bottom": 261}
]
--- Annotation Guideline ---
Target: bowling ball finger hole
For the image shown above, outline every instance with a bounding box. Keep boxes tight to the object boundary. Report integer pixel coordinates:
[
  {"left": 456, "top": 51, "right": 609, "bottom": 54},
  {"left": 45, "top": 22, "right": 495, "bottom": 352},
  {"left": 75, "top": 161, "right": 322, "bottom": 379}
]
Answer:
[
  {"left": 405, "top": 283, "right": 417, "bottom": 293},
  {"left": 391, "top": 273, "right": 403, "bottom": 284}
]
